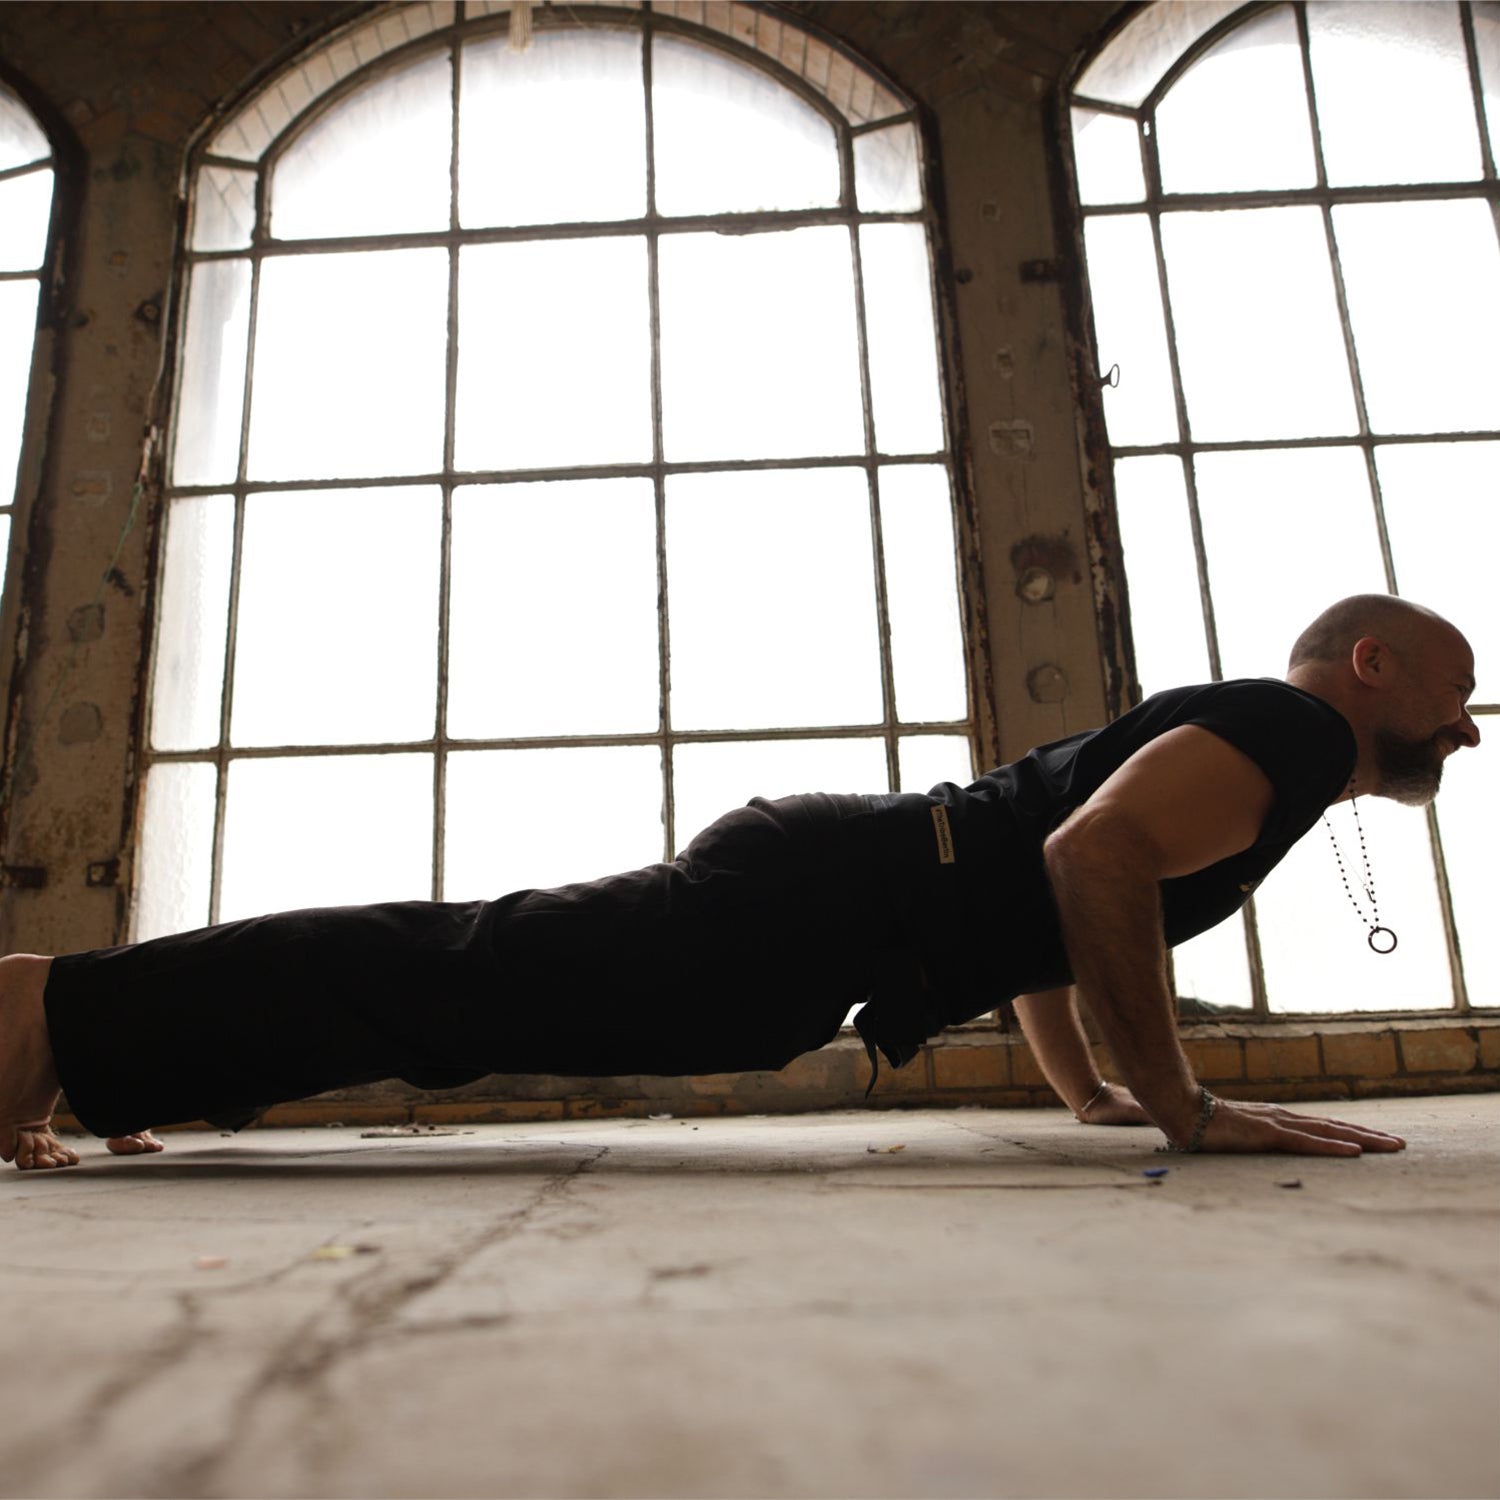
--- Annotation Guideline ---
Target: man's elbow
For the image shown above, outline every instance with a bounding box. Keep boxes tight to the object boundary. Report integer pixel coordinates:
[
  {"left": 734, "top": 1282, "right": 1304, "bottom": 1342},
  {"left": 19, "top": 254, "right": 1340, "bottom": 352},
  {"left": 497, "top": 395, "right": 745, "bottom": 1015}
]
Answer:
[{"left": 1044, "top": 806, "right": 1163, "bottom": 882}]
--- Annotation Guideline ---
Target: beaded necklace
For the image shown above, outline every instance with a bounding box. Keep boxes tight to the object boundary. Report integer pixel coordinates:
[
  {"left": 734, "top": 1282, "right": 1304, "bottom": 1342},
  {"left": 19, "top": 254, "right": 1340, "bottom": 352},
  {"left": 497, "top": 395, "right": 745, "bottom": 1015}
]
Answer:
[{"left": 1322, "top": 780, "right": 1398, "bottom": 955}]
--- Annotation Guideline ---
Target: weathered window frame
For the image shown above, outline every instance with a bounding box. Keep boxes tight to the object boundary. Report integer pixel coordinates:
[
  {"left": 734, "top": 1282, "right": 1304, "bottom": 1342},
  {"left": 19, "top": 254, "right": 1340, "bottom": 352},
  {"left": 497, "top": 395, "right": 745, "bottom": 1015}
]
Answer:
[
  {"left": 1060, "top": 0, "right": 1499, "bottom": 1019},
  {"left": 136, "top": 0, "right": 981, "bottom": 934}
]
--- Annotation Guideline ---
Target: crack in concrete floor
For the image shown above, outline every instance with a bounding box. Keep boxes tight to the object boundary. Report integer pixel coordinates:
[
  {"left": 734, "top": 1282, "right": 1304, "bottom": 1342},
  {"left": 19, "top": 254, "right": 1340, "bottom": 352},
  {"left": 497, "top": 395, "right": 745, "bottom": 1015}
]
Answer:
[{"left": 3, "top": 1104, "right": 1495, "bottom": 1500}]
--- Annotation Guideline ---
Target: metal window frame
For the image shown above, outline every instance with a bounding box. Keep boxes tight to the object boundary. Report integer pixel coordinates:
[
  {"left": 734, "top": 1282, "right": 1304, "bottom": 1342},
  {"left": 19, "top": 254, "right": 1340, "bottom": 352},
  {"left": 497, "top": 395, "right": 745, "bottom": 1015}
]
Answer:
[
  {"left": 141, "top": 1, "right": 977, "bottom": 932},
  {"left": 1063, "top": 0, "right": 1498, "bottom": 1019}
]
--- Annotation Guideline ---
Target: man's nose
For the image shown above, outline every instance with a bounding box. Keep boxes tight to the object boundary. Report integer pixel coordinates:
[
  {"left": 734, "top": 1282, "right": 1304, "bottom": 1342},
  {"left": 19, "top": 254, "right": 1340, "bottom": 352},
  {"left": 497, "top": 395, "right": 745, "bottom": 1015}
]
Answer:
[{"left": 1455, "top": 711, "right": 1481, "bottom": 749}]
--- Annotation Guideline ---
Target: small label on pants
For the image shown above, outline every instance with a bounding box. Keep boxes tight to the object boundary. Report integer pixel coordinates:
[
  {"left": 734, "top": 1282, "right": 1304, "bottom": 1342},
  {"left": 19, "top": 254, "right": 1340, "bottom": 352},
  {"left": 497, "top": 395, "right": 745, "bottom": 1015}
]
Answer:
[{"left": 930, "top": 805, "right": 956, "bottom": 864}]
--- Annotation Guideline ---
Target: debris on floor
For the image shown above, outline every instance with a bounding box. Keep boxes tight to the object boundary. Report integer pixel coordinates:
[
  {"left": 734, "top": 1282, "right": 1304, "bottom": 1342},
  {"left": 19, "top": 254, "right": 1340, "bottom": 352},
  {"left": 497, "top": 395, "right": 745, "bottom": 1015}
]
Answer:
[{"left": 309, "top": 1243, "right": 381, "bottom": 1261}]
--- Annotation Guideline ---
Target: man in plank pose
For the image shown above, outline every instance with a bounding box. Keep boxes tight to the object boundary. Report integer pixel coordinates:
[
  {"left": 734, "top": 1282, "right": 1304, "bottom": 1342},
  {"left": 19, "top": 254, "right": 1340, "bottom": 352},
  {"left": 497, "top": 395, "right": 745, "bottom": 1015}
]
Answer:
[{"left": 0, "top": 594, "right": 1478, "bottom": 1169}]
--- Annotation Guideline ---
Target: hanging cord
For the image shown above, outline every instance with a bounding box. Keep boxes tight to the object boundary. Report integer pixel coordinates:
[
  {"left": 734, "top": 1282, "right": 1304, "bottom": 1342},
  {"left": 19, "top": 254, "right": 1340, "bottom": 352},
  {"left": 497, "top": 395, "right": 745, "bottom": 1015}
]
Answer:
[
  {"left": 0, "top": 423, "right": 157, "bottom": 816},
  {"left": 1322, "top": 780, "right": 1398, "bottom": 955}
]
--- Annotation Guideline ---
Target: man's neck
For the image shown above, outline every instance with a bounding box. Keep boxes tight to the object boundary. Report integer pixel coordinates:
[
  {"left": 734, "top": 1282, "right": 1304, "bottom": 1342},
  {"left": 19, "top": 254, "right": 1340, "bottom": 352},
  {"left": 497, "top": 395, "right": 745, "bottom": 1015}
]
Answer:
[{"left": 1284, "top": 668, "right": 1369, "bottom": 802}]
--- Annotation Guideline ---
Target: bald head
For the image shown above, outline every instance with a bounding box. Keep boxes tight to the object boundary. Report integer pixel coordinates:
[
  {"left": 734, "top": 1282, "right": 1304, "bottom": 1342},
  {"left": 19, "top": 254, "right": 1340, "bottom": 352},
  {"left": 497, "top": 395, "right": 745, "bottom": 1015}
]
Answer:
[
  {"left": 1288, "top": 595, "right": 1459, "bottom": 673},
  {"left": 1286, "top": 595, "right": 1478, "bottom": 806}
]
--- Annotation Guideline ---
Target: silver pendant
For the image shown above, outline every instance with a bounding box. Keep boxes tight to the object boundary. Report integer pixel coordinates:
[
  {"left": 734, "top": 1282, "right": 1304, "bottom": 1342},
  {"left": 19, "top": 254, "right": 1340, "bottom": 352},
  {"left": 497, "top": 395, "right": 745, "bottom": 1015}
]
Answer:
[{"left": 1367, "top": 926, "right": 1398, "bottom": 955}]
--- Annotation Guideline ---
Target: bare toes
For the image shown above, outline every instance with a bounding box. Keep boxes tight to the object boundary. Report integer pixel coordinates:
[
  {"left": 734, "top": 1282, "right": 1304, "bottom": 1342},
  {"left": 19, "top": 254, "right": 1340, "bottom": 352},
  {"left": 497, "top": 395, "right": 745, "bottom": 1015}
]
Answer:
[
  {"left": 15, "top": 1127, "right": 77, "bottom": 1170},
  {"left": 106, "top": 1131, "right": 164, "bottom": 1156}
]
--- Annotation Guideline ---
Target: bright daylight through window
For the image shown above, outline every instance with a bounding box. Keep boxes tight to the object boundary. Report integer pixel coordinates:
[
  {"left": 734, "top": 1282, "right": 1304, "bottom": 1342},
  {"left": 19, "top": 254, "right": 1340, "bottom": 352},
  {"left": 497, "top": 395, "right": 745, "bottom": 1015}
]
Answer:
[
  {"left": 1071, "top": 0, "right": 1498, "bottom": 1014},
  {"left": 0, "top": 82, "right": 54, "bottom": 643},
  {"left": 138, "top": 3, "right": 971, "bottom": 940}
]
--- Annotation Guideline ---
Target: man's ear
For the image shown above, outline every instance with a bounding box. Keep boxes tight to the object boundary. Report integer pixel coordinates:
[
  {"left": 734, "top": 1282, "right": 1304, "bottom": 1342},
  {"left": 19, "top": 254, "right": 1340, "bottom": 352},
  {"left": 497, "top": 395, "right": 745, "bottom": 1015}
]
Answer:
[{"left": 1350, "top": 634, "right": 1390, "bottom": 688}]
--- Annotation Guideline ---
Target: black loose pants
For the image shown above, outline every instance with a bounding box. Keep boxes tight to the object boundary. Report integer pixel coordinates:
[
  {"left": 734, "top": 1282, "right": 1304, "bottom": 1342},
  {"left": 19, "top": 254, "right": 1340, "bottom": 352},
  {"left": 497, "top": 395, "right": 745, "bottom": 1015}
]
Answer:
[{"left": 44, "top": 793, "right": 920, "bottom": 1139}]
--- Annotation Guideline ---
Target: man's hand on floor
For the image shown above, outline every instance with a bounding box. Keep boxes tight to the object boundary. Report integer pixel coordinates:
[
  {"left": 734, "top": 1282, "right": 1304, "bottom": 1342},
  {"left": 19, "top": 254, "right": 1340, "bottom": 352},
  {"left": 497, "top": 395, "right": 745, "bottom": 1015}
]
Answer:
[{"left": 1198, "top": 1098, "right": 1405, "bottom": 1155}]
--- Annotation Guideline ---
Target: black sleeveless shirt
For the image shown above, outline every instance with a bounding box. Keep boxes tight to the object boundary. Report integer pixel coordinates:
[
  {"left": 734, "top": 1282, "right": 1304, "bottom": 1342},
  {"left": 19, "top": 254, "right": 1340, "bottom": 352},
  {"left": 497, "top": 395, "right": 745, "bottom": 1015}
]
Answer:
[{"left": 853, "top": 678, "right": 1356, "bottom": 1067}]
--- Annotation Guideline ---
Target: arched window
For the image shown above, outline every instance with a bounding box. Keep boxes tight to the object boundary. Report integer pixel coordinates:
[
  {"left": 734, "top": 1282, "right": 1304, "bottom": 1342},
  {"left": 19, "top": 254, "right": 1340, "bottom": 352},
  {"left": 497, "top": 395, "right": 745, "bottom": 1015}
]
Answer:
[
  {"left": 1069, "top": 1, "right": 1498, "bottom": 1014},
  {"left": 137, "top": 1, "right": 970, "bottom": 937},
  {"left": 0, "top": 79, "right": 56, "bottom": 656}
]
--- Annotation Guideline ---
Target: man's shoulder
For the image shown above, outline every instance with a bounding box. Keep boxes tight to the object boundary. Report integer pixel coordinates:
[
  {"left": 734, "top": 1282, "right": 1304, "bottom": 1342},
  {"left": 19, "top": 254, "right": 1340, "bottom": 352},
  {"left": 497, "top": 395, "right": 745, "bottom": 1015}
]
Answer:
[
  {"left": 1134, "top": 677, "right": 1336, "bottom": 723},
  {"left": 1134, "top": 678, "right": 1356, "bottom": 838}
]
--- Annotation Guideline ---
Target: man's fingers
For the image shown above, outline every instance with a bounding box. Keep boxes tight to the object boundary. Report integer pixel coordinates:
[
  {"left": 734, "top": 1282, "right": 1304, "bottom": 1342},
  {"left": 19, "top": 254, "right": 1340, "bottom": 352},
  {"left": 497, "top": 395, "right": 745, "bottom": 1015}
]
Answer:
[
  {"left": 1268, "top": 1108, "right": 1405, "bottom": 1151},
  {"left": 1203, "top": 1100, "right": 1407, "bottom": 1156},
  {"left": 1272, "top": 1124, "right": 1362, "bottom": 1156}
]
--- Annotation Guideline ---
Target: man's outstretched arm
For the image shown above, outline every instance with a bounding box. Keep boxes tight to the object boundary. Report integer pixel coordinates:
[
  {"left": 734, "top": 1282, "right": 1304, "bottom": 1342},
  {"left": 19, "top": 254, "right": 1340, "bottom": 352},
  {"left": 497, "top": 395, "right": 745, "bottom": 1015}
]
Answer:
[
  {"left": 1012, "top": 988, "right": 1149, "bottom": 1124},
  {"left": 1043, "top": 725, "right": 1404, "bottom": 1156}
]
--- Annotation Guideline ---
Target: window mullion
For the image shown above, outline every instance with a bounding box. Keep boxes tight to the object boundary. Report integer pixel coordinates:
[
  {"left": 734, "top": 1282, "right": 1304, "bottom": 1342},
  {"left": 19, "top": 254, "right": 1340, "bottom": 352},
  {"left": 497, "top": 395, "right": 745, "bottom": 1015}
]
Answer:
[
  {"left": 432, "top": 29, "right": 464, "bottom": 904},
  {"left": 847, "top": 219, "right": 898, "bottom": 792},
  {"left": 1460, "top": 2, "right": 1497, "bottom": 184},
  {"left": 207, "top": 229, "right": 265, "bottom": 927},
  {"left": 1427, "top": 802, "right": 1472, "bottom": 1012},
  {"left": 643, "top": 5, "right": 675, "bottom": 861}
]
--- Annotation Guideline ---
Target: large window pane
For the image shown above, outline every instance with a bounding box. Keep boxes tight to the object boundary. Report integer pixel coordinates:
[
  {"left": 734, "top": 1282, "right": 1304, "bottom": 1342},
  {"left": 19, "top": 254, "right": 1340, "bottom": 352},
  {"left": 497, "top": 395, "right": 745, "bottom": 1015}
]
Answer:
[
  {"left": 170, "top": 259, "right": 251, "bottom": 488},
  {"left": 219, "top": 753, "right": 433, "bottom": 920},
  {"left": 248, "top": 249, "right": 448, "bottom": 481},
  {"left": 1082, "top": 215, "right": 1178, "bottom": 447},
  {"left": 854, "top": 122, "right": 921, "bottom": 213},
  {"left": 445, "top": 744, "right": 663, "bottom": 898},
  {"left": 1155, "top": 6, "right": 1316, "bottom": 194},
  {"left": 1309, "top": 1, "right": 1482, "bottom": 187},
  {"left": 271, "top": 51, "right": 452, "bottom": 239},
  {"left": 0, "top": 84, "right": 49, "bottom": 171},
  {"left": 447, "top": 479, "right": 659, "bottom": 738},
  {"left": 658, "top": 226, "right": 865, "bottom": 462},
  {"left": 0, "top": 281, "right": 40, "bottom": 507},
  {"left": 1113, "top": 455, "right": 1212, "bottom": 695},
  {"left": 1377, "top": 442, "right": 1499, "bottom": 682},
  {"left": 133, "top": 762, "right": 217, "bottom": 941},
  {"left": 879, "top": 465, "right": 966, "bottom": 723},
  {"left": 898, "top": 733, "right": 971, "bottom": 794},
  {"left": 652, "top": 35, "right": 839, "bottom": 216},
  {"left": 672, "top": 737, "right": 888, "bottom": 852},
  {"left": 666, "top": 467, "right": 882, "bottom": 731},
  {"left": 1258, "top": 794, "right": 1453, "bottom": 1013},
  {"left": 0, "top": 168, "right": 53, "bottom": 271},
  {"left": 191, "top": 167, "right": 255, "bottom": 252},
  {"left": 1073, "top": 1, "right": 1244, "bottom": 109},
  {"left": 1172, "top": 909, "right": 1254, "bottom": 1011},
  {"left": 1333, "top": 200, "right": 1500, "bottom": 435},
  {"left": 460, "top": 29, "right": 646, "bottom": 228},
  {"left": 1070, "top": 108, "right": 1144, "bottom": 206},
  {"left": 1435, "top": 746, "right": 1497, "bottom": 1006},
  {"left": 230, "top": 487, "right": 441, "bottom": 747},
  {"left": 1161, "top": 207, "right": 1358, "bottom": 442},
  {"left": 150, "top": 495, "right": 233, "bottom": 752},
  {"left": 1194, "top": 447, "right": 1388, "bottom": 681},
  {"left": 860, "top": 224, "right": 944, "bottom": 456},
  {"left": 455, "top": 238, "right": 652, "bottom": 472}
]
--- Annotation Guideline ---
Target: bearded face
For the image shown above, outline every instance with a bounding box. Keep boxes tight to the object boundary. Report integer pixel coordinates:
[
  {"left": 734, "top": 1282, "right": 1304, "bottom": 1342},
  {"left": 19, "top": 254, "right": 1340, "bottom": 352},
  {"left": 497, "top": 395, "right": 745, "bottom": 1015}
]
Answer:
[{"left": 1373, "top": 726, "right": 1448, "bottom": 806}]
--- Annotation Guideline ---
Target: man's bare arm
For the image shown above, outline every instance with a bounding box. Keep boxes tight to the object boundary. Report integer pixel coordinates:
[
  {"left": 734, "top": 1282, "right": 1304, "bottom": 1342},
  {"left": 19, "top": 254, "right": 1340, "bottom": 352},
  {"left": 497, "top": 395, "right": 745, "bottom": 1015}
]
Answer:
[
  {"left": 1044, "top": 726, "right": 1404, "bottom": 1156},
  {"left": 1012, "top": 988, "right": 1148, "bottom": 1124}
]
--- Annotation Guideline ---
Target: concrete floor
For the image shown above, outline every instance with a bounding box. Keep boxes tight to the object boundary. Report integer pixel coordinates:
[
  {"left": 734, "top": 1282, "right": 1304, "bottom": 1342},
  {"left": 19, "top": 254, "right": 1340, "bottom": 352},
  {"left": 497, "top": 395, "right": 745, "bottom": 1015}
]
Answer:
[{"left": 2, "top": 1097, "right": 1496, "bottom": 1500}]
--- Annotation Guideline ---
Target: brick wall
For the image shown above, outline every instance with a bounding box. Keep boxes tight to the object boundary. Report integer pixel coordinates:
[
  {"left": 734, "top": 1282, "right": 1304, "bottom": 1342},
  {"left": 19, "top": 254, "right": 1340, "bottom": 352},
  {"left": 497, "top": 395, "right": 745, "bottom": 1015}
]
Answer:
[{"left": 60, "top": 1016, "right": 1490, "bottom": 1133}]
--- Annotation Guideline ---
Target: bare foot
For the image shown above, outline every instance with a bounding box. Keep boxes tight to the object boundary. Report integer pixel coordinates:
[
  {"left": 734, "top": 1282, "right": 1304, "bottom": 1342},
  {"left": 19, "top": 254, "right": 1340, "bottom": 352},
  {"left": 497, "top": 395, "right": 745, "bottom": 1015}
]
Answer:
[
  {"left": 107, "top": 1130, "right": 164, "bottom": 1156},
  {"left": 0, "top": 953, "right": 74, "bottom": 1171},
  {"left": 12, "top": 1122, "right": 79, "bottom": 1169}
]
